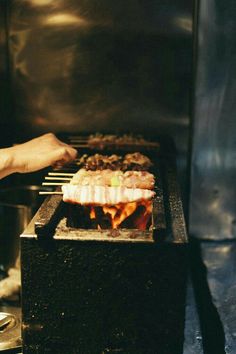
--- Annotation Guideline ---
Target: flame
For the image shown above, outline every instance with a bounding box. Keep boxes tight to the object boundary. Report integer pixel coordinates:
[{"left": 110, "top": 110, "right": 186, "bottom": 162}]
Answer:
[
  {"left": 103, "top": 202, "right": 137, "bottom": 229},
  {"left": 90, "top": 207, "right": 96, "bottom": 219},
  {"left": 87, "top": 200, "right": 152, "bottom": 230},
  {"left": 100, "top": 200, "right": 152, "bottom": 230},
  {"left": 134, "top": 200, "right": 153, "bottom": 230},
  {"left": 103, "top": 206, "right": 117, "bottom": 220}
]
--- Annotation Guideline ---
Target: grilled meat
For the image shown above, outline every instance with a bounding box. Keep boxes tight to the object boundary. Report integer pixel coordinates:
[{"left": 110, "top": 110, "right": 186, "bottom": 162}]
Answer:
[
  {"left": 70, "top": 169, "right": 155, "bottom": 190},
  {"left": 76, "top": 152, "right": 153, "bottom": 171},
  {"left": 88, "top": 133, "right": 157, "bottom": 149},
  {"left": 62, "top": 185, "right": 155, "bottom": 205}
]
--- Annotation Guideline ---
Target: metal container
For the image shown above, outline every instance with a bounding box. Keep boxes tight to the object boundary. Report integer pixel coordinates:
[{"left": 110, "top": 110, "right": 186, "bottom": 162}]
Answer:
[{"left": 0, "top": 186, "right": 47, "bottom": 269}]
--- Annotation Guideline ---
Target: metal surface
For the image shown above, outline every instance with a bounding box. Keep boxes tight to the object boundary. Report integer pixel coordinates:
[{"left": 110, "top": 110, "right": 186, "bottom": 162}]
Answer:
[
  {"left": 200, "top": 241, "right": 236, "bottom": 354},
  {"left": 0, "top": 186, "right": 50, "bottom": 268},
  {"left": 183, "top": 277, "right": 203, "bottom": 354},
  {"left": 8, "top": 0, "right": 192, "bottom": 158},
  {"left": 190, "top": 0, "right": 236, "bottom": 239},
  {"left": 0, "top": 307, "right": 22, "bottom": 352}
]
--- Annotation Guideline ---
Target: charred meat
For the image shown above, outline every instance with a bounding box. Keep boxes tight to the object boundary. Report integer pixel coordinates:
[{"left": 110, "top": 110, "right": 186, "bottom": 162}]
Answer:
[{"left": 76, "top": 152, "right": 153, "bottom": 171}]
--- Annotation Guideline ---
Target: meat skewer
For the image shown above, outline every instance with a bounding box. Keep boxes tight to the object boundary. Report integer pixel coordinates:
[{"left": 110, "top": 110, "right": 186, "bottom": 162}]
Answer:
[
  {"left": 70, "top": 169, "right": 155, "bottom": 190},
  {"left": 40, "top": 150, "right": 156, "bottom": 206},
  {"left": 62, "top": 185, "right": 155, "bottom": 205},
  {"left": 68, "top": 134, "right": 159, "bottom": 149},
  {"left": 43, "top": 170, "right": 155, "bottom": 190}
]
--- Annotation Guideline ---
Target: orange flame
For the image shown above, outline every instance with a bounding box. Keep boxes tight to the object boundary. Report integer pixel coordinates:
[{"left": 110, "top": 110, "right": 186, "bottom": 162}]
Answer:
[
  {"left": 103, "top": 202, "right": 137, "bottom": 229},
  {"left": 87, "top": 200, "right": 152, "bottom": 230},
  {"left": 134, "top": 200, "right": 153, "bottom": 230},
  {"left": 90, "top": 207, "right": 96, "bottom": 219},
  {"left": 101, "top": 200, "right": 152, "bottom": 229}
]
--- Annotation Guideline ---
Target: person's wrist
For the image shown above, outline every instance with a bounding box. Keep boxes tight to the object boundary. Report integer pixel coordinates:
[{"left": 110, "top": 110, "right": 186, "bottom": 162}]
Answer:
[{"left": 0, "top": 147, "right": 16, "bottom": 177}]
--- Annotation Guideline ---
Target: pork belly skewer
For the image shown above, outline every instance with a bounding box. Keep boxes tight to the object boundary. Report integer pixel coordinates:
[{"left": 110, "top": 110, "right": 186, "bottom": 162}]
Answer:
[
  {"left": 41, "top": 169, "right": 155, "bottom": 204},
  {"left": 62, "top": 185, "right": 155, "bottom": 205},
  {"left": 39, "top": 186, "right": 155, "bottom": 204},
  {"left": 62, "top": 169, "right": 155, "bottom": 205}
]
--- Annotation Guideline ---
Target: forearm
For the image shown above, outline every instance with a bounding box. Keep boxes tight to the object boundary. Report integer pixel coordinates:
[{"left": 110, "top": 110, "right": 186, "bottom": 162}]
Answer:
[{"left": 0, "top": 134, "right": 77, "bottom": 179}]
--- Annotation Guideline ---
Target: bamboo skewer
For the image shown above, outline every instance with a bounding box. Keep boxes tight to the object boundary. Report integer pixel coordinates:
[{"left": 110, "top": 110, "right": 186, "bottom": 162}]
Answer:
[
  {"left": 48, "top": 172, "right": 74, "bottom": 176},
  {"left": 45, "top": 177, "right": 72, "bottom": 181},
  {"left": 71, "top": 142, "right": 159, "bottom": 149},
  {"left": 68, "top": 135, "right": 160, "bottom": 148},
  {"left": 71, "top": 144, "right": 89, "bottom": 148},
  {"left": 39, "top": 191, "right": 63, "bottom": 195},
  {"left": 42, "top": 182, "right": 68, "bottom": 186}
]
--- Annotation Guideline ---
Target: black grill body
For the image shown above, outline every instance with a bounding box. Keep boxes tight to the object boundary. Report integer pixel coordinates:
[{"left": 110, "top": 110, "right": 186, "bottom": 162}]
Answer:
[{"left": 21, "top": 144, "right": 188, "bottom": 354}]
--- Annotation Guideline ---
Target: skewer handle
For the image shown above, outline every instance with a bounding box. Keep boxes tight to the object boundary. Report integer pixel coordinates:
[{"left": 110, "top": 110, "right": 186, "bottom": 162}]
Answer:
[
  {"left": 42, "top": 182, "right": 68, "bottom": 186},
  {"left": 39, "top": 191, "right": 63, "bottom": 195},
  {"left": 45, "top": 177, "right": 72, "bottom": 181},
  {"left": 49, "top": 172, "right": 74, "bottom": 176},
  {"left": 71, "top": 144, "right": 89, "bottom": 148}
]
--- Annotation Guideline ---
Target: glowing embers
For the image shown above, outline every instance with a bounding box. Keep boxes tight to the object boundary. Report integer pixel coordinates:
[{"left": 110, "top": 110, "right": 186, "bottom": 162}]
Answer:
[{"left": 67, "top": 200, "right": 153, "bottom": 230}]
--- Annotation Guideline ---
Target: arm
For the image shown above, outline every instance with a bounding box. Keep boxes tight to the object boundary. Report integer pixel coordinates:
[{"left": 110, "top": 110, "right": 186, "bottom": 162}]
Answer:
[{"left": 0, "top": 133, "right": 77, "bottom": 179}]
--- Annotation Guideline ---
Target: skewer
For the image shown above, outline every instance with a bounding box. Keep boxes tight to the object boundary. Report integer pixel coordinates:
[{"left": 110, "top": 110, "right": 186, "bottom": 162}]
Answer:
[
  {"left": 42, "top": 182, "right": 68, "bottom": 186},
  {"left": 45, "top": 177, "right": 72, "bottom": 181},
  {"left": 71, "top": 142, "right": 159, "bottom": 148},
  {"left": 39, "top": 191, "right": 63, "bottom": 195},
  {"left": 71, "top": 144, "right": 89, "bottom": 148},
  {"left": 48, "top": 172, "right": 74, "bottom": 176},
  {"left": 52, "top": 167, "right": 78, "bottom": 172}
]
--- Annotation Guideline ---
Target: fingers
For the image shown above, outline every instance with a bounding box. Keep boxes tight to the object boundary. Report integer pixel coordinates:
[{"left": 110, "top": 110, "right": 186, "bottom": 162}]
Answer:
[
  {"left": 43, "top": 133, "right": 78, "bottom": 163},
  {"left": 34, "top": 133, "right": 78, "bottom": 168},
  {"left": 16, "top": 133, "right": 78, "bottom": 173},
  {"left": 50, "top": 145, "right": 77, "bottom": 168}
]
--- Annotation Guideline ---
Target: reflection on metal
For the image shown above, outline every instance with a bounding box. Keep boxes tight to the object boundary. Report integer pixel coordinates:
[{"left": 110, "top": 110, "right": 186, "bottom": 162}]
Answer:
[
  {"left": 173, "top": 16, "right": 192, "bottom": 33},
  {"left": 0, "top": 307, "right": 21, "bottom": 351},
  {"left": 8, "top": 0, "right": 193, "bottom": 165},
  {"left": 190, "top": 0, "right": 236, "bottom": 239},
  {"left": 183, "top": 278, "right": 203, "bottom": 354},
  {"left": 43, "top": 13, "right": 90, "bottom": 27},
  {"left": 29, "top": 0, "right": 54, "bottom": 6},
  {"left": 201, "top": 242, "right": 236, "bottom": 352}
]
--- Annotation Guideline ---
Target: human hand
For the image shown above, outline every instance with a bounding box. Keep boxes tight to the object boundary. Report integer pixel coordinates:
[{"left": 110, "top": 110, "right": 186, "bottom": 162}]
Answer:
[{"left": 0, "top": 133, "right": 77, "bottom": 178}]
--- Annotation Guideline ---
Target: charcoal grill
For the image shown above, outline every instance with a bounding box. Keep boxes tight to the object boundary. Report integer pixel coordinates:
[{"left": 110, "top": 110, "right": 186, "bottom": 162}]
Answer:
[{"left": 20, "top": 138, "right": 188, "bottom": 354}]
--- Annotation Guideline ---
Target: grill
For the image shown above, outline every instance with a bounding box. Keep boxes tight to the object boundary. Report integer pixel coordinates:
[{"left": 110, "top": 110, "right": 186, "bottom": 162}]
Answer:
[{"left": 21, "top": 137, "right": 188, "bottom": 354}]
